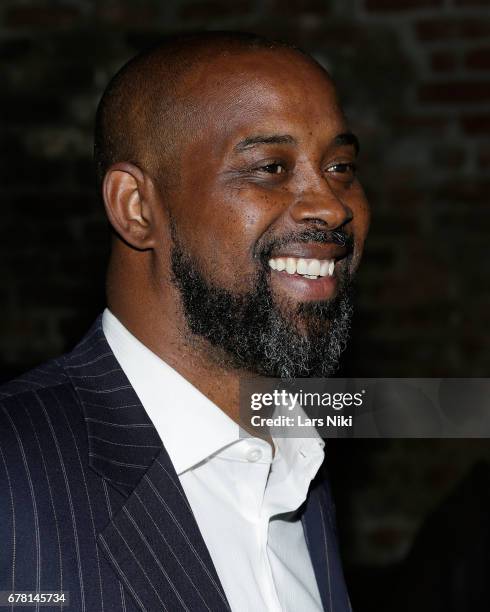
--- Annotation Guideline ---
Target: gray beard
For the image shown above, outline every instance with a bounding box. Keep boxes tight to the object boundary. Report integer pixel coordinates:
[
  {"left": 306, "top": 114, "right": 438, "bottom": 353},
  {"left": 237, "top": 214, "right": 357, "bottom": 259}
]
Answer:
[{"left": 170, "top": 232, "right": 355, "bottom": 379}]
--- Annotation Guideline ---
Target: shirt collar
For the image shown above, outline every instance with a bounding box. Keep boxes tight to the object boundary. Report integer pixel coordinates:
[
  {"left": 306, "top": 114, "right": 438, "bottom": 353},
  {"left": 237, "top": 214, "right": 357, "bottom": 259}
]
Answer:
[
  {"left": 102, "top": 308, "right": 239, "bottom": 475},
  {"left": 102, "top": 308, "right": 325, "bottom": 477}
]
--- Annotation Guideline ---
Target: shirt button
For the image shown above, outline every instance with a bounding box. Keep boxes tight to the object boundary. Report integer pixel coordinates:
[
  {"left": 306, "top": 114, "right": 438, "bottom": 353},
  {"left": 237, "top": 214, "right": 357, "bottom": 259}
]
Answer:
[{"left": 246, "top": 448, "right": 262, "bottom": 462}]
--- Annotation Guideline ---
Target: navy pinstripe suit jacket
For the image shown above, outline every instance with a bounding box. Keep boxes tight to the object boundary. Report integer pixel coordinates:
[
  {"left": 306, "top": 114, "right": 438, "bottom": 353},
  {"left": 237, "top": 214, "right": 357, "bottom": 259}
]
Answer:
[{"left": 0, "top": 315, "right": 351, "bottom": 612}]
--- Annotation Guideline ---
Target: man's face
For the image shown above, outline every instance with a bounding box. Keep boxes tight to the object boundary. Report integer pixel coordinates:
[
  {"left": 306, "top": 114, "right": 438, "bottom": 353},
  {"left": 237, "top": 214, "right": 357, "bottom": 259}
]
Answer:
[{"left": 158, "top": 49, "right": 370, "bottom": 378}]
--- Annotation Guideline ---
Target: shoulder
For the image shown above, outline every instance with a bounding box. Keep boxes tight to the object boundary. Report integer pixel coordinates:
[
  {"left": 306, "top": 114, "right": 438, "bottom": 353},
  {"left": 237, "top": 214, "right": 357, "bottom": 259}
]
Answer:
[
  {"left": 0, "top": 316, "right": 109, "bottom": 527},
  {"left": 0, "top": 313, "right": 106, "bottom": 403},
  {"left": 0, "top": 357, "right": 92, "bottom": 513},
  {"left": 0, "top": 355, "right": 84, "bottom": 453},
  {"left": 0, "top": 357, "right": 68, "bottom": 400}
]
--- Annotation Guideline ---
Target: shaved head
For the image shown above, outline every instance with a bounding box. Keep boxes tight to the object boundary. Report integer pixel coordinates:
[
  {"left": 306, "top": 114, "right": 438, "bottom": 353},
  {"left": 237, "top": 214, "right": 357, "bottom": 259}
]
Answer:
[
  {"left": 94, "top": 31, "right": 312, "bottom": 193},
  {"left": 99, "top": 30, "right": 369, "bottom": 391}
]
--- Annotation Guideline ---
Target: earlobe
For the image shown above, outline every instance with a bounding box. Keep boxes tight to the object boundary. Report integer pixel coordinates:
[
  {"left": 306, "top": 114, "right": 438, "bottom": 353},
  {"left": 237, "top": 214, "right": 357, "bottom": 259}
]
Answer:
[{"left": 102, "top": 162, "right": 156, "bottom": 250}]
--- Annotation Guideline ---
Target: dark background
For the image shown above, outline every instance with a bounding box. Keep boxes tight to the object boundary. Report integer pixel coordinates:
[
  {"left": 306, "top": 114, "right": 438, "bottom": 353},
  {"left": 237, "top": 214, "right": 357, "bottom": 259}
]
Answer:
[{"left": 1, "top": 0, "right": 489, "bottom": 610}]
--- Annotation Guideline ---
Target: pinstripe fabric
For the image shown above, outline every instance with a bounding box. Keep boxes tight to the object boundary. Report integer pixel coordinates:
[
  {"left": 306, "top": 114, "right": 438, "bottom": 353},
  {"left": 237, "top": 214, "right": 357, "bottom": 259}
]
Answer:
[
  {"left": 302, "top": 477, "right": 353, "bottom": 612},
  {"left": 0, "top": 315, "right": 351, "bottom": 611}
]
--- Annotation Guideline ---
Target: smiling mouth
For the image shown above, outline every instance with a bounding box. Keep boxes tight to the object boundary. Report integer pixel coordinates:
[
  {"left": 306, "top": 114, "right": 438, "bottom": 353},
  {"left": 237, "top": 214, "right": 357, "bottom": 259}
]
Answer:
[
  {"left": 268, "top": 256, "right": 335, "bottom": 280},
  {"left": 265, "top": 248, "right": 349, "bottom": 301}
]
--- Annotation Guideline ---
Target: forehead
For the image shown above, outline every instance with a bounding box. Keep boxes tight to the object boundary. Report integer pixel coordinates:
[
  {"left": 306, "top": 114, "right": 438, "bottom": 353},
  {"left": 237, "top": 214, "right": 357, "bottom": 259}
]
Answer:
[{"left": 182, "top": 49, "right": 346, "bottom": 149}]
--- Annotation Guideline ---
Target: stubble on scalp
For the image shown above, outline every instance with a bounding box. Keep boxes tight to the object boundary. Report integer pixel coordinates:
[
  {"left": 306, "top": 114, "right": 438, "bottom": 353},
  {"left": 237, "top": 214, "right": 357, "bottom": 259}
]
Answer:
[
  {"left": 94, "top": 32, "right": 316, "bottom": 196},
  {"left": 96, "top": 32, "right": 354, "bottom": 378}
]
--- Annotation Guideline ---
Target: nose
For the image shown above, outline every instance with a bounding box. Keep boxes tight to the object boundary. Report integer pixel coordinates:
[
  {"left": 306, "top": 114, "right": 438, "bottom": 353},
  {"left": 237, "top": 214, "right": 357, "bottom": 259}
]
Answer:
[{"left": 289, "top": 180, "right": 353, "bottom": 230}]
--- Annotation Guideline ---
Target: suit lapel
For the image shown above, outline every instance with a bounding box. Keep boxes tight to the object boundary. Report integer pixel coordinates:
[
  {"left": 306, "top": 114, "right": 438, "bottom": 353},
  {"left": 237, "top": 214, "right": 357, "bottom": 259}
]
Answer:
[
  {"left": 302, "top": 473, "right": 352, "bottom": 612},
  {"left": 64, "top": 316, "right": 230, "bottom": 611}
]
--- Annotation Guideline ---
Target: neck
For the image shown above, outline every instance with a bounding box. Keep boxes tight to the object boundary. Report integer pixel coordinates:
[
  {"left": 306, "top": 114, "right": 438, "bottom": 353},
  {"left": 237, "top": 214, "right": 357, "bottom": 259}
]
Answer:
[
  {"left": 107, "top": 252, "right": 253, "bottom": 427},
  {"left": 107, "top": 246, "right": 272, "bottom": 444}
]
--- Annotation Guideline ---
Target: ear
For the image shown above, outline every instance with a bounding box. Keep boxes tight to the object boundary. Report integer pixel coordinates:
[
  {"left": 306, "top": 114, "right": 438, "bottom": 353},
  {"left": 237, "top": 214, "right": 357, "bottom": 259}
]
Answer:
[{"left": 102, "top": 162, "right": 157, "bottom": 250}]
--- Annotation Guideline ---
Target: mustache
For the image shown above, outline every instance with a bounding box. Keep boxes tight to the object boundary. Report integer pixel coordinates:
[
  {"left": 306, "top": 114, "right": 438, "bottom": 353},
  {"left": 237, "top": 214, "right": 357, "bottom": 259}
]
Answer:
[{"left": 257, "top": 228, "right": 354, "bottom": 261}]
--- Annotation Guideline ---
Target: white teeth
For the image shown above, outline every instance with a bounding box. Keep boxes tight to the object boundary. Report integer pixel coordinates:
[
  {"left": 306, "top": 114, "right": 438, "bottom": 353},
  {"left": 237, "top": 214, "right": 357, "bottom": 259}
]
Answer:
[
  {"left": 286, "top": 258, "right": 297, "bottom": 274},
  {"left": 267, "top": 257, "right": 335, "bottom": 278},
  {"left": 307, "top": 259, "right": 321, "bottom": 276},
  {"left": 276, "top": 258, "right": 286, "bottom": 271},
  {"left": 296, "top": 258, "right": 309, "bottom": 275},
  {"left": 319, "top": 260, "right": 330, "bottom": 276}
]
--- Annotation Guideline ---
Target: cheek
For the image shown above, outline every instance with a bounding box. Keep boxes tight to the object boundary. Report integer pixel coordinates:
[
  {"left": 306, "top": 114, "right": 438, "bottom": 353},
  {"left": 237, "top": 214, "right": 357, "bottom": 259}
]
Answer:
[
  {"left": 350, "top": 192, "right": 371, "bottom": 270},
  {"left": 220, "top": 191, "right": 279, "bottom": 247},
  {"left": 355, "top": 198, "right": 371, "bottom": 239},
  {"left": 210, "top": 192, "right": 281, "bottom": 284},
  {"left": 175, "top": 186, "right": 281, "bottom": 287}
]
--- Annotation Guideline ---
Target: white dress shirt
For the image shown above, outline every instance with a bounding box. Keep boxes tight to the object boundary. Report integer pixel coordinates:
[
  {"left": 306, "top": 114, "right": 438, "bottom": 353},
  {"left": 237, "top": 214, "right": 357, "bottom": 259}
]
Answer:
[{"left": 102, "top": 308, "right": 325, "bottom": 612}]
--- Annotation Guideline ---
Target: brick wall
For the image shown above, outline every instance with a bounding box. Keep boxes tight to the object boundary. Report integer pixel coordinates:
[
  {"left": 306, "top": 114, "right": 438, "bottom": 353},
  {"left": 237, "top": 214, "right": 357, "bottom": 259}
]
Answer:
[{"left": 1, "top": 0, "right": 489, "bottom": 595}]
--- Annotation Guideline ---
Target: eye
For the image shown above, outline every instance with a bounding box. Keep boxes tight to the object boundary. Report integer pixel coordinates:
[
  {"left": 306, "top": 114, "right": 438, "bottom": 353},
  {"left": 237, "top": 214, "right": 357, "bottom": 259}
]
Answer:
[
  {"left": 257, "top": 162, "right": 286, "bottom": 175},
  {"left": 326, "top": 162, "right": 357, "bottom": 178}
]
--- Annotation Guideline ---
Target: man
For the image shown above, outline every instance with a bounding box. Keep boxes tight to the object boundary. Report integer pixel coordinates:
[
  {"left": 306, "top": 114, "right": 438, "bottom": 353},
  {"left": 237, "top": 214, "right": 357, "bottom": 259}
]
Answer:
[{"left": 0, "top": 32, "right": 369, "bottom": 611}]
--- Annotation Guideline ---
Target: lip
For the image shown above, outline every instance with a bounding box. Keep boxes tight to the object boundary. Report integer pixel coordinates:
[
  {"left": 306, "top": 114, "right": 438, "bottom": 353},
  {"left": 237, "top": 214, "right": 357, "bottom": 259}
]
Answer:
[
  {"left": 269, "top": 266, "right": 339, "bottom": 301},
  {"left": 269, "top": 242, "right": 349, "bottom": 261}
]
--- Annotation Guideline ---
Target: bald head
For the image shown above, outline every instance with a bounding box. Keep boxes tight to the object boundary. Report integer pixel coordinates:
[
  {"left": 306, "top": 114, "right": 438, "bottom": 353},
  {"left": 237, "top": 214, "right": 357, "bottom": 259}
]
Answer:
[
  {"left": 99, "top": 29, "right": 369, "bottom": 384},
  {"left": 94, "top": 31, "right": 320, "bottom": 192}
]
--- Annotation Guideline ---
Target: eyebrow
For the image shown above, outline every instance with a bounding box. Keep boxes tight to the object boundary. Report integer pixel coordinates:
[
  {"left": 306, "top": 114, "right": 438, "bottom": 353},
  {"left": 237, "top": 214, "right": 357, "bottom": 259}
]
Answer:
[
  {"left": 335, "top": 132, "right": 360, "bottom": 154},
  {"left": 233, "top": 131, "right": 360, "bottom": 154},
  {"left": 234, "top": 134, "right": 296, "bottom": 151}
]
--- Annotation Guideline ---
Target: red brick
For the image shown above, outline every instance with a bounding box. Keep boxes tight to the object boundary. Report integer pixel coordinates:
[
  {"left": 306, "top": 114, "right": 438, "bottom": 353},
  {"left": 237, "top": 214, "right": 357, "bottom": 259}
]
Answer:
[
  {"left": 368, "top": 527, "right": 406, "bottom": 551},
  {"left": 438, "top": 209, "right": 490, "bottom": 234},
  {"left": 180, "top": 0, "right": 253, "bottom": 20},
  {"left": 460, "top": 19, "right": 490, "bottom": 38},
  {"left": 419, "top": 81, "right": 490, "bottom": 104},
  {"left": 431, "top": 51, "right": 457, "bottom": 72},
  {"left": 466, "top": 47, "right": 490, "bottom": 71},
  {"left": 0, "top": 38, "right": 33, "bottom": 60},
  {"left": 477, "top": 144, "right": 490, "bottom": 169},
  {"left": 460, "top": 113, "right": 490, "bottom": 134},
  {"left": 425, "top": 465, "right": 457, "bottom": 489},
  {"left": 435, "top": 179, "right": 490, "bottom": 204},
  {"left": 307, "top": 24, "right": 364, "bottom": 45},
  {"left": 432, "top": 146, "right": 466, "bottom": 169},
  {"left": 366, "top": 0, "right": 442, "bottom": 9},
  {"left": 454, "top": 0, "right": 490, "bottom": 5},
  {"left": 267, "top": 0, "right": 329, "bottom": 14},
  {"left": 416, "top": 18, "right": 490, "bottom": 41},
  {"left": 95, "top": 4, "right": 158, "bottom": 26},
  {"left": 6, "top": 6, "right": 80, "bottom": 28},
  {"left": 394, "top": 114, "right": 449, "bottom": 131}
]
